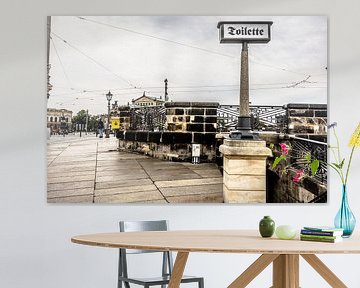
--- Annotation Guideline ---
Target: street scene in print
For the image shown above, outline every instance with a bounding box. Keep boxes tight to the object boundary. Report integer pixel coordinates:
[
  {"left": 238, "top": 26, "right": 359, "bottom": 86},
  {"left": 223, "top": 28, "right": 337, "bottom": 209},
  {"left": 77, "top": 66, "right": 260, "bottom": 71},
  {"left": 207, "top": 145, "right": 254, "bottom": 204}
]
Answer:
[{"left": 47, "top": 16, "right": 327, "bottom": 204}]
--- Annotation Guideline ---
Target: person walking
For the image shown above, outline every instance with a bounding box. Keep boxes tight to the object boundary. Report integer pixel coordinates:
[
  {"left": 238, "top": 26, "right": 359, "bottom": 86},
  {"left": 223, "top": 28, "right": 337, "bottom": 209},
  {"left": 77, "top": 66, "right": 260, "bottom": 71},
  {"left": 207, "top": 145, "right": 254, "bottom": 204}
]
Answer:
[{"left": 97, "top": 119, "right": 104, "bottom": 138}]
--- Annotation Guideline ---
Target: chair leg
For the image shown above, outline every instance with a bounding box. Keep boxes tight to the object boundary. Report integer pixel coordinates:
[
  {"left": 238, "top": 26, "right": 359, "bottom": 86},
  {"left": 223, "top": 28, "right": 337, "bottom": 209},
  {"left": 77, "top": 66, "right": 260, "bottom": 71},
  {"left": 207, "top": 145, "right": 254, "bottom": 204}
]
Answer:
[{"left": 198, "top": 278, "right": 204, "bottom": 288}]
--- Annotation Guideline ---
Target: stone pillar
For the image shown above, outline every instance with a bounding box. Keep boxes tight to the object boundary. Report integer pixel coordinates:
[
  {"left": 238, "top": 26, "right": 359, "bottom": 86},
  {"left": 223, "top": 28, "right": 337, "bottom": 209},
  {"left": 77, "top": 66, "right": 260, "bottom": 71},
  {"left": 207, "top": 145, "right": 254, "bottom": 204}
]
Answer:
[{"left": 220, "top": 139, "right": 272, "bottom": 203}]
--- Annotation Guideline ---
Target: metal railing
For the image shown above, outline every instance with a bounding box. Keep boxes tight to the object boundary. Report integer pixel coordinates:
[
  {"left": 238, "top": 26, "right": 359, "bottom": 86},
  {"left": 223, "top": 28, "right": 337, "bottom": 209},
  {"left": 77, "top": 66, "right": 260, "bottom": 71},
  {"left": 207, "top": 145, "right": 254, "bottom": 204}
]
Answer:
[
  {"left": 288, "top": 136, "right": 327, "bottom": 184},
  {"left": 129, "top": 106, "right": 166, "bottom": 131},
  {"left": 217, "top": 105, "right": 286, "bottom": 132}
]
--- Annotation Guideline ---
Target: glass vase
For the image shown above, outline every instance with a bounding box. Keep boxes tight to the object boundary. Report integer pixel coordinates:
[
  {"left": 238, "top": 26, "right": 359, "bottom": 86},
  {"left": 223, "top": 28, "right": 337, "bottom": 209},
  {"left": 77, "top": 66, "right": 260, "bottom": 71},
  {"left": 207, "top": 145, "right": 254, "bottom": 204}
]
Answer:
[{"left": 334, "top": 185, "right": 356, "bottom": 237}]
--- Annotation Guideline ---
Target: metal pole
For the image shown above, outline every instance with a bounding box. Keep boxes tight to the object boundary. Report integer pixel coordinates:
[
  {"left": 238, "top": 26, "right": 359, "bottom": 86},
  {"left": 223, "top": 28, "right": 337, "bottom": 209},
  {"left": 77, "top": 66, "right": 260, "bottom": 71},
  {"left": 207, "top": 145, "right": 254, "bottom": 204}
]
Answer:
[
  {"left": 164, "top": 78, "right": 168, "bottom": 102},
  {"left": 231, "top": 42, "right": 256, "bottom": 140},
  {"left": 85, "top": 109, "right": 88, "bottom": 134},
  {"left": 106, "top": 100, "right": 110, "bottom": 138},
  {"left": 240, "top": 42, "right": 249, "bottom": 118}
]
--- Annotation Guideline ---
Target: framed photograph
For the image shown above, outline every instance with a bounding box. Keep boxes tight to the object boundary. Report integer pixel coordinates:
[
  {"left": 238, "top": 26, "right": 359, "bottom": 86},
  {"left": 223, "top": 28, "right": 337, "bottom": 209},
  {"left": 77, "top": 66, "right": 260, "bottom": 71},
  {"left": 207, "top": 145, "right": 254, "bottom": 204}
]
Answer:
[{"left": 47, "top": 16, "right": 327, "bottom": 204}]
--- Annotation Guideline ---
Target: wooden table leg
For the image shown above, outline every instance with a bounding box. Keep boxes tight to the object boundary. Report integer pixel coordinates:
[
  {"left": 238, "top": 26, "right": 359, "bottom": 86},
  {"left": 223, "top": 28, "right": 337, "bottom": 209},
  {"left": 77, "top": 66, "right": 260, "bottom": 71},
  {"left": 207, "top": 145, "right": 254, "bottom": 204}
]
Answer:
[
  {"left": 301, "top": 254, "right": 347, "bottom": 288},
  {"left": 272, "top": 254, "right": 299, "bottom": 288},
  {"left": 228, "top": 254, "right": 279, "bottom": 288},
  {"left": 168, "top": 252, "right": 189, "bottom": 288}
]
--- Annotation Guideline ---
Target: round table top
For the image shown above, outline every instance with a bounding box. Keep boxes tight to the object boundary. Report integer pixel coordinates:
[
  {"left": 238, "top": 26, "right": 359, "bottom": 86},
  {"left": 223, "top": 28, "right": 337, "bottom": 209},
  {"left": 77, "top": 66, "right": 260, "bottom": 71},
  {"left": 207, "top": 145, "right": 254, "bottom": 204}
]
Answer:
[{"left": 71, "top": 230, "right": 360, "bottom": 254}]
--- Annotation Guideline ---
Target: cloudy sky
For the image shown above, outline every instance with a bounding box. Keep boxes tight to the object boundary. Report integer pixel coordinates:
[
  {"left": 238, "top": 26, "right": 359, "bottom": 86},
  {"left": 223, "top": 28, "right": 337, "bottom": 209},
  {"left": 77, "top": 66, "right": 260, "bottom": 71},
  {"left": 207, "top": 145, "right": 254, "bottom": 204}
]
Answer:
[{"left": 48, "top": 16, "right": 327, "bottom": 115}]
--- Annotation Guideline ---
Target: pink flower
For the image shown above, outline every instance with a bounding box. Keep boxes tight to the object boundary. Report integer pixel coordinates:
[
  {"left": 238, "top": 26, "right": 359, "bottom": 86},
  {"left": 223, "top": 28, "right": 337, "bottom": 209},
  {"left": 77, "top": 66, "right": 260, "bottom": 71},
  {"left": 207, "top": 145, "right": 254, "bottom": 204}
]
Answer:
[
  {"left": 293, "top": 169, "right": 305, "bottom": 183},
  {"left": 279, "top": 143, "right": 289, "bottom": 155}
]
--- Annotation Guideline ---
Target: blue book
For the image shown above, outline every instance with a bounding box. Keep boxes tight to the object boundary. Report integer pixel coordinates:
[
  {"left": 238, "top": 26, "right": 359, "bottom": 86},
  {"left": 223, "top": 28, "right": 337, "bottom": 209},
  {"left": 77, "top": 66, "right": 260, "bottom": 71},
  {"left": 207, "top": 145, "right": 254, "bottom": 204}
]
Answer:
[{"left": 302, "top": 226, "right": 343, "bottom": 236}]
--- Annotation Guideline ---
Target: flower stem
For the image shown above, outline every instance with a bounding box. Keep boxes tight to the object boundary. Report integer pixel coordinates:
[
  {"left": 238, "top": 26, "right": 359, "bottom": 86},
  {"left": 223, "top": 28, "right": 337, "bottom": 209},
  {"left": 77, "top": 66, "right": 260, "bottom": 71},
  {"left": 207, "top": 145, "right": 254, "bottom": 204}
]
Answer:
[
  {"left": 333, "top": 127, "right": 342, "bottom": 163},
  {"left": 332, "top": 127, "right": 346, "bottom": 183},
  {"left": 321, "top": 160, "right": 344, "bottom": 184},
  {"left": 345, "top": 130, "right": 360, "bottom": 185},
  {"left": 345, "top": 145, "right": 356, "bottom": 185}
]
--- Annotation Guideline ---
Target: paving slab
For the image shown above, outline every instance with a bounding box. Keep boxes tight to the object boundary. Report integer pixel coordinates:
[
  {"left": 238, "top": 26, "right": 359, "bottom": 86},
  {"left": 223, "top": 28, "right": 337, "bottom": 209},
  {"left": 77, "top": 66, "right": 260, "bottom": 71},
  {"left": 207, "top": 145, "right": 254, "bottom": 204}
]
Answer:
[
  {"left": 48, "top": 169, "right": 96, "bottom": 178},
  {"left": 166, "top": 193, "right": 224, "bottom": 203},
  {"left": 96, "top": 173, "right": 149, "bottom": 182},
  {"left": 95, "top": 178, "right": 153, "bottom": 190},
  {"left": 48, "top": 195, "right": 93, "bottom": 203},
  {"left": 96, "top": 165, "right": 142, "bottom": 172},
  {"left": 150, "top": 173, "right": 202, "bottom": 182},
  {"left": 96, "top": 170, "right": 147, "bottom": 178},
  {"left": 192, "top": 169, "right": 223, "bottom": 178},
  {"left": 94, "top": 190, "right": 165, "bottom": 203},
  {"left": 95, "top": 184, "right": 158, "bottom": 196},
  {"left": 48, "top": 165, "right": 95, "bottom": 173},
  {"left": 159, "top": 184, "right": 223, "bottom": 197},
  {"left": 48, "top": 174, "right": 95, "bottom": 184},
  {"left": 48, "top": 187, "right": 94, "bottom": 198},
  {"left": 155, "top": 177, "right": 222, "bottom": 188},
  {"left": 47, "top": 135, "right": 223, "bottom": 203},
  {"left": 49, "top": 160, "right": 96, "bottom": 168},
  {"left": 48, "top": 180, "right": 94, "bottom": 192}
]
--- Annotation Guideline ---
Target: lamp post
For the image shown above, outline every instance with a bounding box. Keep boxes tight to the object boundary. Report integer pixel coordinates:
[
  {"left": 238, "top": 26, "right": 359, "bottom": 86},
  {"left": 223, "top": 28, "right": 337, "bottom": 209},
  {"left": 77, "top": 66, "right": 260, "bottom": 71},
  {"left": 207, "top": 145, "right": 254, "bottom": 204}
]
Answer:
[{"left": 105, "top": 90, "right": 113, "bottom": 138}]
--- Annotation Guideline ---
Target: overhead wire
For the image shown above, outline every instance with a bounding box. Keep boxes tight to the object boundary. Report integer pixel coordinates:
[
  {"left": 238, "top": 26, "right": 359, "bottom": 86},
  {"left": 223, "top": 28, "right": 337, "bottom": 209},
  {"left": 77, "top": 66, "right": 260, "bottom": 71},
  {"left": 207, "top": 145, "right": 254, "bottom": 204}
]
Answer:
[
  {"left": 50, "top": 17, "right": 327, "bottom": 107},
  {"left": 50, "top": 78, "right": 327, "bottom": 97},
  {"left": 50, "top": 37, "right": 75, "bottom": 90},
  {"left": 51, "top": 32, "right": 137, "bottom": 89},
  {"left": 50, "top": 17, "right": 327, "bottom": 102},
  {"left": 77, "top": 16, "right": 326, "bottom": 78},
  {"left": 77, "top": 16, "right": 236, "bottom": 59}
]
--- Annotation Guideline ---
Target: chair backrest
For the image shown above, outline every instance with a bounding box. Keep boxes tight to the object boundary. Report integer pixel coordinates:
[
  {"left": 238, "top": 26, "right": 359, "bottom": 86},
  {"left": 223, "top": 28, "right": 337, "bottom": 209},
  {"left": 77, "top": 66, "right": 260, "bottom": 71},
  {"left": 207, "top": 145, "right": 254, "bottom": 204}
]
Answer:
[
  {"left": 118, "top": 220, "right": 174, "bottom": 283},
  {"left": 119, "top": 220, "right": 169, "bottom": 254}
]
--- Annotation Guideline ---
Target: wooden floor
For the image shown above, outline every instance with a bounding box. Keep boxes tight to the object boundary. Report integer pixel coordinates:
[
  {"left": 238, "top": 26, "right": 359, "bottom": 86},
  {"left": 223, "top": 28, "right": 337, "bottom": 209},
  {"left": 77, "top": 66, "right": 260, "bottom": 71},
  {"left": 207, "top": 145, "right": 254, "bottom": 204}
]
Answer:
[{"left": 47, "top": 134, "right": 223, "bottom": 203}]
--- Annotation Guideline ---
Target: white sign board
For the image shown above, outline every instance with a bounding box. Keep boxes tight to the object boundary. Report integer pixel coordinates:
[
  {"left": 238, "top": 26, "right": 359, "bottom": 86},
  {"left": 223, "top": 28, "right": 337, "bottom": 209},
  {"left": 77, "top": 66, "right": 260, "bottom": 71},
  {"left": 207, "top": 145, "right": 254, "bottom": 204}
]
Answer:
[
  {"left": 192, "top": 144, "right": 201, "bottom": 157},
  {"left": 217, "top": 21, "right": 272, "bottom": 43}
]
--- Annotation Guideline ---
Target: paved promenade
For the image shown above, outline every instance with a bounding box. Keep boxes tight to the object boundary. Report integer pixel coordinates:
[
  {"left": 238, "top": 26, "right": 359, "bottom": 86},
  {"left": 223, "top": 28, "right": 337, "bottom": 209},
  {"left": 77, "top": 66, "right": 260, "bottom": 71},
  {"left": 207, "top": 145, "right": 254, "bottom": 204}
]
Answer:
[{"left": 47, "top": 134, "right": 223, "bottom": 203}]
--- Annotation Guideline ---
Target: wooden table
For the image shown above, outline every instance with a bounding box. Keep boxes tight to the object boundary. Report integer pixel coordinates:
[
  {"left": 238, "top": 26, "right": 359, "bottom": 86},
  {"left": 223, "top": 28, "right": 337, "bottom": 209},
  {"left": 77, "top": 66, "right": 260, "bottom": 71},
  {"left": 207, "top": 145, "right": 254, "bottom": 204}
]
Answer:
[{"left": 72, "top": 230, "right": 360, "bottom": 288}]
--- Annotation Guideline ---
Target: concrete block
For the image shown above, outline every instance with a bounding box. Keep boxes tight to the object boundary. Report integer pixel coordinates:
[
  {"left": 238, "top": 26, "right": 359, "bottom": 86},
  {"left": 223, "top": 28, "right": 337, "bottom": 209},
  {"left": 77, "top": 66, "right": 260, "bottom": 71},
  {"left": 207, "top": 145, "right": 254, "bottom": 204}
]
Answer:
[
  {"left": 223, "top": 185, "right": 266, "bottom": 203},
  {"left": 223, "top": 157, "right": 266, "bottom": 175},
  {"left": 223, "top": 171, "right": 266, "bottom": 191}
]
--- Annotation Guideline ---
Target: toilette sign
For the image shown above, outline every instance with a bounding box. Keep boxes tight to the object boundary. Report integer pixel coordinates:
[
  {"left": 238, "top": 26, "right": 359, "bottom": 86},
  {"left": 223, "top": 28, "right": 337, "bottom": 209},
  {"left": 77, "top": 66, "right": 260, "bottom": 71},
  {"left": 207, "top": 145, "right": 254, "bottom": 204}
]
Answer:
[{"left": 217, "top": 21, "right": 273, "bottom": 43}]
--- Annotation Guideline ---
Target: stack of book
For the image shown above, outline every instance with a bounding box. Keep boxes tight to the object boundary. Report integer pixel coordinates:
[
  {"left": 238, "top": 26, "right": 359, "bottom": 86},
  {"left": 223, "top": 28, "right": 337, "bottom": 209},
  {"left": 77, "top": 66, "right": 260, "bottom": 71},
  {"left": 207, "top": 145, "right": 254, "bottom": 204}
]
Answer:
[{"left": 300, "top": 226, "right": 344, "bottom": 243}]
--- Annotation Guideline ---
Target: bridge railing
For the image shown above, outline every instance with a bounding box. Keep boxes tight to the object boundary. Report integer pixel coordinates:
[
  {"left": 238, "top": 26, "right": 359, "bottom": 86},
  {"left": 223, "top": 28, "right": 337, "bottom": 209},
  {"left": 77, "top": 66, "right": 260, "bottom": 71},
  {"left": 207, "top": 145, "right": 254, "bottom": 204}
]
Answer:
[
  {"left": 129, "top": 106, "right": 166, "bottom": 131},
  {"left": 287, "top": 136, "right": 327, "bottom": 185},
  {"left": 217, "top": 105, "right": 286, "bottom": 132}
]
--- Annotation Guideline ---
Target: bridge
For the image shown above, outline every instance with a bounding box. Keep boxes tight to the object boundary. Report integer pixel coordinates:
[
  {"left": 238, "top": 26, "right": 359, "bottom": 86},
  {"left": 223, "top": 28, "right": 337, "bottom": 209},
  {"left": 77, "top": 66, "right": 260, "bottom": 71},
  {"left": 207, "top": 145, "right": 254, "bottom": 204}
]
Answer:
[{"left": 114, "top": 102, "right": 327, "bottom": 203}]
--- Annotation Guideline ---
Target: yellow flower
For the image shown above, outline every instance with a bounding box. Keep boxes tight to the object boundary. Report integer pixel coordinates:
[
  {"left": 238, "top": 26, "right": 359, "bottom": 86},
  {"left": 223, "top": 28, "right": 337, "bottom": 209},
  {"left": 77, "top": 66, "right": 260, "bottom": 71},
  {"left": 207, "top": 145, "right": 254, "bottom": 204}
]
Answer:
[{"left": 349, "top": 123, "right": 360, "bottom": 147}]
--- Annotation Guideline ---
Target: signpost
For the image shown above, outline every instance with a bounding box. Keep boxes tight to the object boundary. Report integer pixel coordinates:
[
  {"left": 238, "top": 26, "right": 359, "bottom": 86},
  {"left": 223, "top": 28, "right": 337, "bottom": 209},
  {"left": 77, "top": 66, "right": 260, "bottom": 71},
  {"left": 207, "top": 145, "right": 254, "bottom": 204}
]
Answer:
[
  {"left": 111, "top": 117, "right": 120, "bottom": 130},
  {"left": 217, "top": 21, "right": 273, "bottom": 139}
]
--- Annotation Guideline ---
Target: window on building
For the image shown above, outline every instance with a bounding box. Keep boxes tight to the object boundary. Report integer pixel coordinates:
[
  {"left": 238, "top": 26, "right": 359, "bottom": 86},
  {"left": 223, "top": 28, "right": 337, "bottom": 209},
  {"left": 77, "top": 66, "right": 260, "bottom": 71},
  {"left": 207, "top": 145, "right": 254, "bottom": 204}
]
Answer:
[
  {"left": 50, "top": 117, "right": 53, "bottom": 122},
  {"left": 55, "top": 117, "right": 57, "bottom": 122},
  {"left": 65, "top": 117, "right": 68, "bottom": 122}
]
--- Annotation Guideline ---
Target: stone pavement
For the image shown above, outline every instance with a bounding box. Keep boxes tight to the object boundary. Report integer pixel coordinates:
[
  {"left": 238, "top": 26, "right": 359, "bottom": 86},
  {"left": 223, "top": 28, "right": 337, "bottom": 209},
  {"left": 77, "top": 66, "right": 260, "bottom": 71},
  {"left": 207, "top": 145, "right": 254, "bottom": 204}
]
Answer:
[{"left": 47, "top": 134, "right": 223, "bottom": 203}]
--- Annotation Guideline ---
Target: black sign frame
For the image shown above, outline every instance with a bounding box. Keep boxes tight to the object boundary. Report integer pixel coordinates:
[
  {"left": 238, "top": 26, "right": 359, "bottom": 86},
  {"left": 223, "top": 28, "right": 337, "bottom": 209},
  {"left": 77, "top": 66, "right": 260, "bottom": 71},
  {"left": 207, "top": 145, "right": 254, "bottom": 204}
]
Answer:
[{"left": 217, "top": 21, "right": 273, "bottom": 44}]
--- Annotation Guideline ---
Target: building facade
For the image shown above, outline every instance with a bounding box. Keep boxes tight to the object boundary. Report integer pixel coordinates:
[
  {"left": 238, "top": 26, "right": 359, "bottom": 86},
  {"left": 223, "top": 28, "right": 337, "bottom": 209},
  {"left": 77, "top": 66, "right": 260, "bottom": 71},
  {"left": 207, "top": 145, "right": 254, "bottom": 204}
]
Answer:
[
  {"left": 131, "top": 92, "right": 164, "bottom": 107},
  {"left": 47, "top": 108, "right": 72, "bottom": 134}
]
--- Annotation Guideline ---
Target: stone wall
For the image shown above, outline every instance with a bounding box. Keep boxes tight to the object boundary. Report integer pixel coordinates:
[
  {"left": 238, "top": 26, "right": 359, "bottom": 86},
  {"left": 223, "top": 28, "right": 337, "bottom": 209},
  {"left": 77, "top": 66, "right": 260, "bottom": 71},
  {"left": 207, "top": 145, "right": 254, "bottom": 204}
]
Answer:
[
  {"left": 285, "top": 103, "right": 327, "bottom": 135},
  {"left": 216, "top": 132, "right": 327, "bottom": 203},
  {"left": 267, "top": 168, "right": 327, "bottom": 203},
  {"left": 165, "top": 102, "right": 218, "bottom": 133},
  {"left": 117, "top": 131, "right": 217, "bottom": 162}
]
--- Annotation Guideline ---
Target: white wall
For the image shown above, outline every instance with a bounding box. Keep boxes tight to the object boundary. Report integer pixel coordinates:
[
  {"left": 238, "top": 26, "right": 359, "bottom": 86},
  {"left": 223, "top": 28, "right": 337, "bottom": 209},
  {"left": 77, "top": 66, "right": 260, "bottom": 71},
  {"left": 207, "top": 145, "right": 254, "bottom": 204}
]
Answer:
[{"left": 1, "top": 1, "right": 360, "bottom": 287}]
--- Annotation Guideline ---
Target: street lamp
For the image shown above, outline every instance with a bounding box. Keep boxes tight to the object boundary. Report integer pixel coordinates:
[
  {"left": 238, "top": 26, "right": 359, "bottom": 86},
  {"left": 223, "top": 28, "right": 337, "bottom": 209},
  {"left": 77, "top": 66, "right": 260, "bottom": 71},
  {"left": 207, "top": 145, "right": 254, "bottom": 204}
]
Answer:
[{"left": 105, "top": 90, "right": 113, "bottom": 138}]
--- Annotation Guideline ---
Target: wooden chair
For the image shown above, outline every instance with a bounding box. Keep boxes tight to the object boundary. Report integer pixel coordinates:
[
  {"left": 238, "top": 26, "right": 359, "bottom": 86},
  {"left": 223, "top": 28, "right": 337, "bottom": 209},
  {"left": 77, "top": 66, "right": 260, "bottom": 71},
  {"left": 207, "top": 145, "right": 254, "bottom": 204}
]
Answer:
[{"left": 118, "top": 220, "right": 204, "bottom": 288}]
